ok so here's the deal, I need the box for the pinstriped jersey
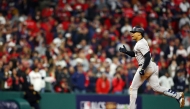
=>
[133,38,150,65]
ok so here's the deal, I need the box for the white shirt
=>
[187,46,190,55]
[55,60,67,68]
[159,76,174,89]
[121,25,132,33]
[179,17,190,28]
[39,69,46,88]
[0,16,6,24]
[109,63,117,77]
[53,37,65,47]
[4,71,12,89]
[168,46,174,58]
[29,71,42,92]
[176,49,188,57]
[133,38,150,65]
[180,2,190,12]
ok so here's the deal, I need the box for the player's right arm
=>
[119,45,135,57]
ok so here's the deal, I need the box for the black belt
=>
[139,64,142,66]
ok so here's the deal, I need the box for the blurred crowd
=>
[0,0,190,95]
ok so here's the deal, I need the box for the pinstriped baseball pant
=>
[128,62,179,109]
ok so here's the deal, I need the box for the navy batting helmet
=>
[130,26,145,36]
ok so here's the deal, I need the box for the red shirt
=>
[112,78,125,93]
[49,18,56,27]
[96,78,110,94]
[25,19,37,30]
[174,0,183,6]
[132,15,147,29]
[61,21,70,31]
[123,8,134,19]
[45,32,53,45]
[41,22,52,32]
[41,8,54,18]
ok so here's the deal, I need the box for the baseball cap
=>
[130,26,145,35]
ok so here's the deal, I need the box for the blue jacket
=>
[72,72,85,90]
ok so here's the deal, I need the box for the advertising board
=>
[76,95,142,109]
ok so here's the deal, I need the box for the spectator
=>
[2,66,12,91]
[63,67,73,88]
[182,28,190,49]
[168,60,177,78]
[127,63,136,83]
[54,78,71,93]
[11,68,22,91]
[72,63,86,93]
[132,11,148,29]
[96,73,110,94]
[38,65,47,93]
[88,58,98,75]
[55,65,65,84]
[160,38,168,54]
[107,0,122,11]
[159,60,168,77]
[117,65,129,93]
[21,68,31,91]
[159,72,174,89]
[179,0,190,12]
[55,54,67,69]
[24,84,41,109]
[176,45,188,65]
[176,45,188,57]
[109,57,120,77]
[77,50,89,72]
[104,62,113,86]
[173,69,189,92]
[45,67,56,93]
[0,12,6,25]
[85,70,97,93]
[0,61,4,90]
[187,46,190,55]
[29,66,42,92]
[164,39,177,60]
[96,0,108,11]
[53,33,65,47]
[35,43,47,56]
[179,13,190,29]
[112,73,125,94]
[122,1,134,20]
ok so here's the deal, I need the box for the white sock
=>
[129,88,137,109]
[163,89,180,99]
[152,85,180,99]
[129,94,137,109]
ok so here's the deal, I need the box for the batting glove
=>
[119,45,127,54]
[139,69,145,75]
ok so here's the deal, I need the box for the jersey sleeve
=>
[137,43,150,56]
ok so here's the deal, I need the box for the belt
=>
[139,64,142,66]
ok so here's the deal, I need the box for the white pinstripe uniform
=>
[128,38,183,109]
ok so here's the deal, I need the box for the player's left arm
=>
[142,51,151,70]
[138,44,151,75]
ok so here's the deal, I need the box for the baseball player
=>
[119,26,185,109]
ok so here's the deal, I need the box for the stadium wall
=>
[0,92,189,109]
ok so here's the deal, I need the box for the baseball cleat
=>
[176,92,185,108]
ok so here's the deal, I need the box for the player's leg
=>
[129,68,147,109]
[148,63,185,108]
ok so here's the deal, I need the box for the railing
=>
[0,92,189,109]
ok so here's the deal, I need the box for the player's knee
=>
[151,85,160,92]
[129,87,137,95]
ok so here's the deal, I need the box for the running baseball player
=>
[119,26,185,109]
